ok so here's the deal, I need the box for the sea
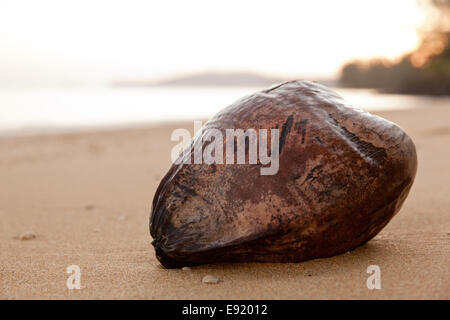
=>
[1,86,449,135]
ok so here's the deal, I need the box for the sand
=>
[0,105,449,300]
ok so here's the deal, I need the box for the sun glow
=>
[0,0,424,85]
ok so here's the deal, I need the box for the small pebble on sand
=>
[19,232,36,240]
[182,266,192,271]
[202,275,220,284]
[118,216,126,221]
[85,205,95,211]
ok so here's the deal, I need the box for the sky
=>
[0,0,426,86]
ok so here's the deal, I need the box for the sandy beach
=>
[0,105,449,300]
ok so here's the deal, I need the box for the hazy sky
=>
[0,0,425,86]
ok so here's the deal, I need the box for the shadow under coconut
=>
[184,241,386,278]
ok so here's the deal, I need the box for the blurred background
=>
[1,0,449,134]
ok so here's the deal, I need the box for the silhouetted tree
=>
[340,0,450,95]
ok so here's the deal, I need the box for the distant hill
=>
[155,72,287,87]
[113,72,285,87]
[112,71,338,88]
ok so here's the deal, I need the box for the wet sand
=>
[0,105,449,299]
